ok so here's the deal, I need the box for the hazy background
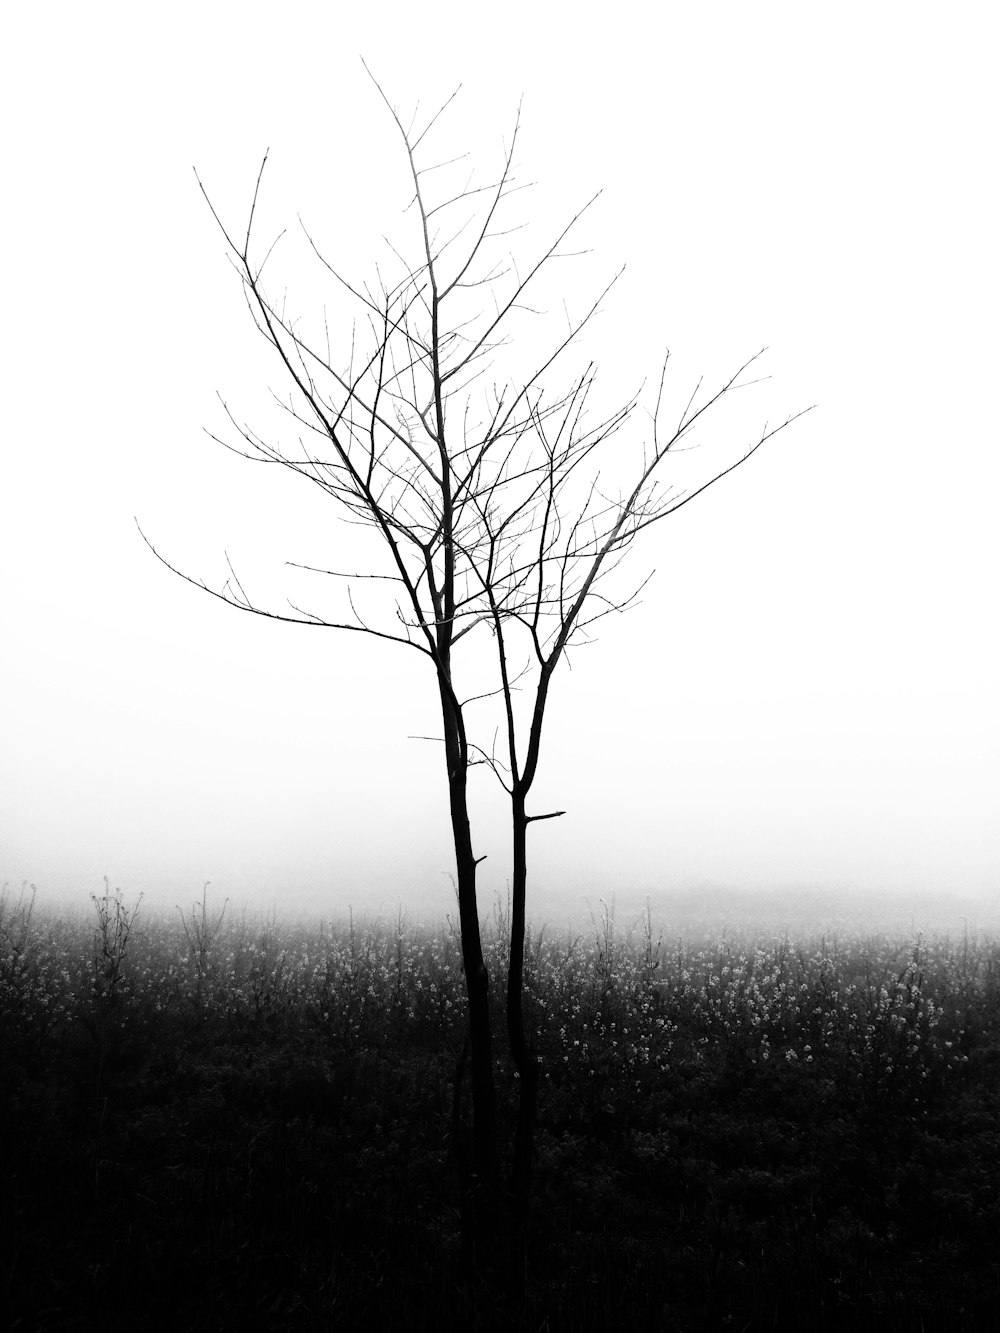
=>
[2,3,997,936]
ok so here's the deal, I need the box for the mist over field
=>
[25,877,999,950]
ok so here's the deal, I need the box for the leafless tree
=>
[140,68,806,1263]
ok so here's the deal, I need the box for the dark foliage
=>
[2,890,999,1330]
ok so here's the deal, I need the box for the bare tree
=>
[140,70,806,1263]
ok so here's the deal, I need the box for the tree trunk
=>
[441,687,499,1263]
[507,794,540,1226]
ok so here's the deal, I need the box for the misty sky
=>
[2,4,997,932]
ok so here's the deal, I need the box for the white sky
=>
[2,3,998,933]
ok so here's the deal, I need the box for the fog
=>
[2,3,997,938]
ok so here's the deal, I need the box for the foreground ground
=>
[2,886,999,1330]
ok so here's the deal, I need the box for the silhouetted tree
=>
[140,67,806,1266]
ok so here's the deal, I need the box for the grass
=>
[2,881,999,1330]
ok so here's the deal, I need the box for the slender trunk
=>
[452,775,498,1187]
[507,792,540,1225]
[440,683,498,1262]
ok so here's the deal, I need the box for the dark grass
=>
[2,886,999,1330]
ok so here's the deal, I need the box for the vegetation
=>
[2,881,999,1330]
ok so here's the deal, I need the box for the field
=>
[2,883,999,1330]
